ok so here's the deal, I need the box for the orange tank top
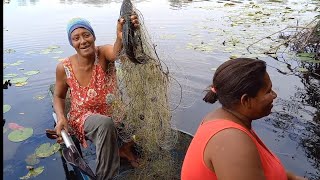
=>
[181,120,287,180]
[62,50,117,148]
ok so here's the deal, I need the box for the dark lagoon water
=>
[3,0,320,179]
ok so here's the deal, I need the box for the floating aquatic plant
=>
[4,73,18,78]
[33,94,46,100]
[19,166,44,179]
[8,128,33,142]
[4,49,15,54]
[23,70,40,76]
[3,104,11,113]
[25,154,40,166]
[10,60,24,66]
[35,143,60,158]
[11,77,29,84]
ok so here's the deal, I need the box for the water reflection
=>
[168,0,193,9]
[267,55,320,179]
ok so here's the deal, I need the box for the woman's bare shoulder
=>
[205,128,265,180]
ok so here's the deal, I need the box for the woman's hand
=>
[116,14,140,40]
[45,116,69,144]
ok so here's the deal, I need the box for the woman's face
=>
[71,28,95,57]
[250,72,277,119]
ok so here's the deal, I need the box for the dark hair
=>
[203,58,267,109]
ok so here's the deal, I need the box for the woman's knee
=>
[97,115,115,130]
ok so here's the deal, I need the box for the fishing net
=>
[106,1,194,179]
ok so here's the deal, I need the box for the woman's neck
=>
[222,107,252,130]
[76,53,96,68]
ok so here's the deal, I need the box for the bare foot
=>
[119,141,139,167]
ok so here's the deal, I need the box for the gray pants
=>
[84,114,120,180]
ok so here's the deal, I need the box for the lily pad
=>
[298,56,316,62]
[3,104,11,113]
[15,82,28,87]
[224,3,236,7]
[297,52,315,58]
[4,73,18,78]
[51,143,61,153]
[20,166,44,179]
[3,127,8,133]
[11,77,29,84]
[10,60,24,66]
[24,71,40,76]
[48,45,60,49]
[52,50,64,54]
[25,154,40,166]
[3,63,10,68]
[35,143,61,158]
[297,67,308,73]
[8,128,33,142]
[33,94,46,100]
[39,49,51,54]
[4,49,16,54]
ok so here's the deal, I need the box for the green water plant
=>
[19,166,44,179]
[35,143,60,158]
[8,128,33,142]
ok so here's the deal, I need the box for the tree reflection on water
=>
[267,55,320,179]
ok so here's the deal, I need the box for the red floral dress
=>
[62,52,116,148]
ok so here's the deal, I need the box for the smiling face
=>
[249,72,277,119]
[70,28,95,57]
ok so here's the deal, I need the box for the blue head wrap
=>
[66,17,96,46]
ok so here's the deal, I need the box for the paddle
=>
[52,113,96,180]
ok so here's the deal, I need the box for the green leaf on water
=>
[11,77,29,84]
[224,3,236,7]
[35,143,61,158]
[23,70,40,76]
[48,45,60,49]
[4,49,16,54]
[4,63,10,68]
[3,127,8,133]
[10,61,24,66]
[52,50,63,54]
[33,94,46,100]
[15,82,28,87]
[51,143,61,153]
[3,104,11,113]
[4,73,18,78]
[20,166,44,179]
[297,67,308,73]
[298,56,316,62]
[230,55,239,59]
[297,52,315,58]
[8,128,33,142]
[25,154,40,166]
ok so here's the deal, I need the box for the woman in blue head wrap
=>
[49,15,140,180]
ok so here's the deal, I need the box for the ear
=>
[240,94,252,109]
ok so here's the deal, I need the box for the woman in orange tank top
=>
[181,58,307,180]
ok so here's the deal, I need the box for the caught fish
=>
[120,0,147,64]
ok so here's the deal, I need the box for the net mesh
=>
[109,1,186,179]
